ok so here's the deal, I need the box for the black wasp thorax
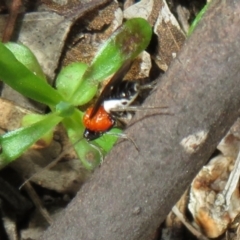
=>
[103,80,140,114]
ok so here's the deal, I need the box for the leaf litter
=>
[3,1,238,240]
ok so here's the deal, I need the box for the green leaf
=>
[62,109,101,170]
[69,79,98,106]
[0,42,64,107]
[86,18,152,82]
[21,113,55,147]
[95,128,121,152]
[56,62,88,100]
[4,42,46,80]
[55,101,75,118]
[0,113,62,167]
[188,3,210,36]
[70,18,152,105]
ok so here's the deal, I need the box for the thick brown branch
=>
[40,1,240,239]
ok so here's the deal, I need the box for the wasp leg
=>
[105,131,139,152]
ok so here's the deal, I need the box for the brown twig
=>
[2,0,22,42]
[24,182,53,225]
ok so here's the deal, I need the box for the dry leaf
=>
[189,119,240,238]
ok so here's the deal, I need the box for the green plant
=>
[0,18,152,170]
[188,2,210,36]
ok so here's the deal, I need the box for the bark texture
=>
[40,1,240,239]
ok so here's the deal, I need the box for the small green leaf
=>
[0,42,64,107]
[4,42,46,80]
[62,109,101,170]
[188,3,210,36]
[21,113,55,147]
[55,101,75,117]
[56,62,88,100]
[95,128,121,152]
[70,18,152,105]
[86,18,152,83]
[68,79,98,106]
[0,113,62,167]
[21,113,51,126]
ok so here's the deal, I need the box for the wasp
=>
[83,60,154,141]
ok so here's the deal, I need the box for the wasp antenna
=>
[139,82,156,90]
[19,137,85,190]
[105,132,139,152]
[110,106,168,112]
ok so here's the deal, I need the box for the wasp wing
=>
[89,60,132,118]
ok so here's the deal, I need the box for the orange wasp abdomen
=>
[83,106,115,132]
